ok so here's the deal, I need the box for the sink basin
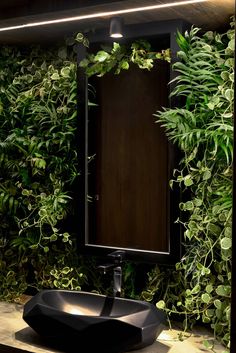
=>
[23,289,165,353]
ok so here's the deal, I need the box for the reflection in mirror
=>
[77,21,188,263]
[88,59,169,253]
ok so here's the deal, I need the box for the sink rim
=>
[24,289,157,319]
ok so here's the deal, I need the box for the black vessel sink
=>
[23,290,165,353]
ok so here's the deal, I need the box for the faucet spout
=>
[113,266,122,297]
[97,250,125,297]
[97,263,116,275]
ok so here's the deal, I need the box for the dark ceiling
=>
[0,0,234,44]
[0,1,122,20]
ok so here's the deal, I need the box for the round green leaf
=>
[191,284,201,294]
[228,39,235,51]
[184,175,193,186]
[212,205,221,215]
[221,71,229,81]
[121,61,129,70]
[94,51,110,62]
[220,237,232,250]
[75,33,84,43]
[224,88,234,101]
[26,74,33,83]
[206,284,213,293]
[204,31,214,40]
[216,285,231,297]
[206,309,214,317]
[202,170,211,180]
[218,213,226,222]
[185,201,194,211]
[193,198,203,207]
[214,299,222,309]
[50,269,57,277]
[51,72,60,80]
[50,234,58,242]
[53,279,60,287]
[61,278,70,287]
[83,38,89,48]
[61,67,71,77]
[201,293,211,304]
[229,72,234,82]
[208,223,221,235]
[224,227,232,238]
[225,58,234,68]
[156,300,165,309]
[184,229,192,239]
[62,267,71,275]
[207,102,215,110]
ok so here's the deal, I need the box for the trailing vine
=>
[153,21,234,351]
[78,35,171,77]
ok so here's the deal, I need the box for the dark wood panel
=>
[89,61,169,252]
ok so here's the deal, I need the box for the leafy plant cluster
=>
[0,22,234,352]
[78,34,171,77]
[0,44,87,300]
[152,21,234,351]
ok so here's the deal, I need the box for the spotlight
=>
[109,17,124,38]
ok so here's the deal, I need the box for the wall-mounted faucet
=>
[97,250,125,297]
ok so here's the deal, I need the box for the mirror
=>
[77,20,189,263]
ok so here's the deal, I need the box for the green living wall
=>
[0,19,234,352]
[154,22,234,351]
[0,43,88,298]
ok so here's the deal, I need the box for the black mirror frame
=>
[76,19,191,264]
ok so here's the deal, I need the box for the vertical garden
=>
[0,18,234,352]
[154,21,234,351]
[0,43,87,298]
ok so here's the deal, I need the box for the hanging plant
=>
[76,33,171,77]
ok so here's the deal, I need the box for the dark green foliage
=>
[0,22,234,353]
[0,44,87,299]
[153,21,234,350]
[78,35,171,77]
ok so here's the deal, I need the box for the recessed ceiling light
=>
[0,0,207,32]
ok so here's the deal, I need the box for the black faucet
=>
[97,250,125,297]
